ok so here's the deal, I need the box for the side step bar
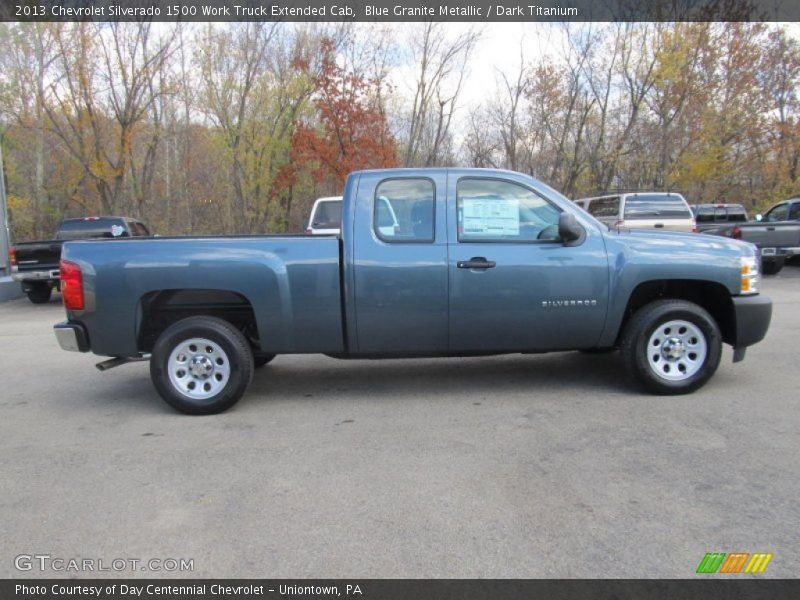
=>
[96,355,151,372]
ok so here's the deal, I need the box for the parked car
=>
[577,192,696,232]
[306,195,399,236]
[691,203,748,233]
[704,198,800,274]
[53,168,770,414]
[305,196,343,235]
[10,217,150,304]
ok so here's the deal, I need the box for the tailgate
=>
[15,240,62,271]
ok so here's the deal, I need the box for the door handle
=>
[654,223,664,228]
[767,226,776,231]
[457,257,496,269]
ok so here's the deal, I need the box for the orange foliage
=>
[289,39,397,188]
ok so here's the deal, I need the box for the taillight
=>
[731,226,742,240]
[692,225,698,233]
[60,259,84,310]
[9,245,17,271]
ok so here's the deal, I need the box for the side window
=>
[788,203,800,221]
[764,203,788,222]
[374,179,434,243]
[587,197,620,218]
[457,178,561,242]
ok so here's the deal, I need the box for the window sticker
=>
[111,225,124,237]
[461,198,520,237]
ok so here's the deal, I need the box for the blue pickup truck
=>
[54,168,772,414]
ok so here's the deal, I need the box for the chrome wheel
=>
[167,337,231,400]
[646,319,707,381]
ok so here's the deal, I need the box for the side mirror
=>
[755,214,762,222]
[559,212,586,247]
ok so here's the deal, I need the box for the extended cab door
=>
[447,173,609,352]
[350,171,449,354]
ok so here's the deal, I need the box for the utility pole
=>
[0,135,22,301]
[0,138,10,278]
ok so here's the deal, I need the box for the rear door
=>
[351,171,449,354]
[447,174,609,352]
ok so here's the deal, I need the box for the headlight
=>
[740,256,759,294]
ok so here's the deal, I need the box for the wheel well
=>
[137,289,260,353]
[616,280,735,346]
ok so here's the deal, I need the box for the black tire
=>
[26,284,52,304]
[253,354,276,368]
[761,258,784,275]
[620,300,722,395]
[150,316,254,415]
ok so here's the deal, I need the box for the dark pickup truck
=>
[11,217,150,303]
[704,198,800,274]
[53,168,772,415]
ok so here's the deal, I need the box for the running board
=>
[96,355,151,372]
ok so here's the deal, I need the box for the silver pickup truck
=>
[706,198,800,274]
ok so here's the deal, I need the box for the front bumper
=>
[54,321,90,353]
[12,269,60,282]
[732,294,772,349]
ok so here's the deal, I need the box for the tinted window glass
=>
[695,206,715,222]
[457,179,561,242]
[623,194,691,219]
[587,197,620,218]
[57,218,129,240]
[375,179,434,242]
[788,203,800,221]
[764,203,788,222]
[312,200,342,229]
[726,206,748,222]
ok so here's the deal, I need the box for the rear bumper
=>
[12,269,59,282]
[760,246,800,258]
[54,321,90,353]
[732,294,772,349]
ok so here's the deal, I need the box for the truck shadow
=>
[247,351,634,403]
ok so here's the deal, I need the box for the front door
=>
[448,175,609,352]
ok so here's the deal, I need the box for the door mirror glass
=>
[755,214,762,221]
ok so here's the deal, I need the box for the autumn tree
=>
[290,38,398,190]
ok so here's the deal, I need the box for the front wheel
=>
[150,316,254,415]
[620,300,722,395]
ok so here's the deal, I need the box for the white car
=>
[306,196,399,236]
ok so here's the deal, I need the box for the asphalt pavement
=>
[1,268,798,578]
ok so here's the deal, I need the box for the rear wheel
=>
[150,316,253,415]
[620,300,721,395]
[26,284,52,304]
[761,258,784,275]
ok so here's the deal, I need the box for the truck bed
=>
[61,235,345,357]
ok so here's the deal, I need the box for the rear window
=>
[624,194,691,219]
[311,200,342,229]
[57,218,129,240]
[694,205,747,223]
